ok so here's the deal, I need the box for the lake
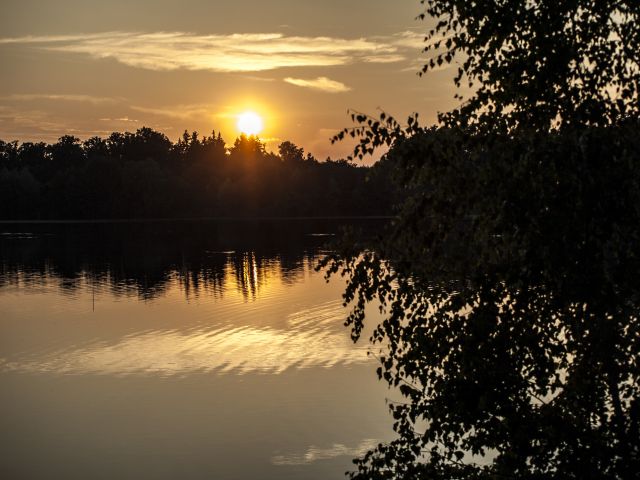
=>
[0,220,394,480]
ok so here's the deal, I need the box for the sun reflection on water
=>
[1,299,372,376]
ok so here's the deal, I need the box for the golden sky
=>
[0,0,460,160]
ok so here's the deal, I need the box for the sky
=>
[0,0,461,160]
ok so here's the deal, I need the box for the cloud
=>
[0,31,405,73]
[99,117,140,123]
[0,93,117,104]
[0,31,444,74]
[0,105,114,141]
[284,76,351,93]
[130,103,215,120]
[362,54,407,64]
[271,439,379,465]
[387,30,427,49]
[387,30,453,50]
[0,32,116,45]
[401,60,452,74]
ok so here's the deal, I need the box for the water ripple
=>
[1,303,371,377]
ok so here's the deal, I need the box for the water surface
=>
[0,220,392,480]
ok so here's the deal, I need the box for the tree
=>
[83,136,109,160]
[324,1,640,478]
[48,135,84,170]
[279,140,305,163]
[419,0,639,131]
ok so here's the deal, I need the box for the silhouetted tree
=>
[48,135,84,170]
[418,0,639,131]
[279,140,305,163]
[324,1,640,478]
[0,167,40,219]
[0,141,19,168]
[83,136,109,160]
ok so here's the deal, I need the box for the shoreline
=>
[0,215,395,225]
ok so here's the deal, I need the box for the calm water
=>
[0,220,393,480]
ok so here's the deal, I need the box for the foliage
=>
[323,0,640,478]
[0,130,398,220]
[416,0,639,131]
[323,124,640,478]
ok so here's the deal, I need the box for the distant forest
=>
[0,128,400,219]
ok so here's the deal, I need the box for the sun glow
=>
[237,111,264,135]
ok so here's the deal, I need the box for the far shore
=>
[0,215,395,225]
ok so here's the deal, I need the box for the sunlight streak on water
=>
[0,301,371,376]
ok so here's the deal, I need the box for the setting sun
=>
[237,111,264,135]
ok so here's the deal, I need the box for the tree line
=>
[0,128,400,219]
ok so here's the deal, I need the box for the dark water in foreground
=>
[0,220,392,480]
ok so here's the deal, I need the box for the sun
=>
[237,111,264,136]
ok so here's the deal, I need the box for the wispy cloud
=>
[0,31,406,73]
[387,30,427,49]
[0,30,441,74]
[386,30,452,50]
[130,103,216,120]
[272,439,379,465]
[99,116,140,123]
[362,54,407,64]
[0,105,114,141]
[0,93,117,104]
[284,76,351,93]
[401,60,452,74]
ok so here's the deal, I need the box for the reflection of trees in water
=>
[176,261,226,301]
[0,249,315,301]
[0,223,330,300]
[231,252,266,300]
[225,252,312,301]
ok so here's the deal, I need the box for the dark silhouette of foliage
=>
[418,0,639,131]
[0,129,397,220]
[279,140,305,163]
[323,1,640,478]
